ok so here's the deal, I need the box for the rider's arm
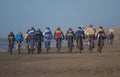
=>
[54,31,56,39]
[21,34,24,41]
[82,30,85,39]
[61,31,65,40]
[66,31,68,40]
[41,32,44,41]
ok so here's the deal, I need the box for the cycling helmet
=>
[46,27,49,30]
[57,27,60,30]
[68,27,72,31]
[37,28,40,32]
[89,24,93,27]
[78,27,82,29]
[31,27,35,30]
[99,26,103,29]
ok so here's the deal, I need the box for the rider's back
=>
[15,33,23,42]
[36,31,43,41]
[85,28,95,35]
[44,29,52,40]
[8,32,15,41]
[55,30,62,36]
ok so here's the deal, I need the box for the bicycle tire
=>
[68,37,73,53]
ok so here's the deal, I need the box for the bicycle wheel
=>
[97,36,103,53]
[57,37,61,52]
[9,40,14,54]
[9,42,13,54]
[90,40,94,53]
[68,38,73,53]
[37,42,41,54]
[17,42,21,54]
[45,40,50,54]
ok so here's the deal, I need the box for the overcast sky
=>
[0,0,120,38]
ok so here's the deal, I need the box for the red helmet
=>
[68,27,72,31]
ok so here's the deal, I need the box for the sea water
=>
[0,39,66,52]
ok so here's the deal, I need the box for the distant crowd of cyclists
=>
[8,24,115,54]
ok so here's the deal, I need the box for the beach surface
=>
[0,28,120,77]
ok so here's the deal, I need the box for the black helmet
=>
[99,26,103,29]
[10,32,13,34]
[57,27,60,30]
[78,27,82,29]
[46,27,49,29]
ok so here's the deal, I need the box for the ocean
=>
[0,39,66,52]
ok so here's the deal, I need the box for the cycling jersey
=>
[55,30,62,36]
[67,30,74,37]
[36,31,43,41]
[15,33,23,43]
[44,29,52,40]
[85,28,95,35]
[75,29,84,36]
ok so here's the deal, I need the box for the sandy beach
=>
[0,28,120,77]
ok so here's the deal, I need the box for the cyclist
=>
[95,26,105,51]
[66,27,75,51]
[8,32,15,53]
[108,32,114,45]
[15,32,24,49]
[75,27,85,50]
[27,27,36,54]
[24,29,30,48]
[36,28,44,54]
[44,27,53,49]
[54,27,64,50]
[85,24,96,49]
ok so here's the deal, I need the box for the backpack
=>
[67,31,74,37]
[55,30,62,36]
[75,29,83,36]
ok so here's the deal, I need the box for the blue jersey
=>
[28,31,36,40]
[75,29,84,36]
[44,30,52,40]
[15,34,23,42]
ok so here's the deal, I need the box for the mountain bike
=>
[68,36,73,53]
[28,40,35,54]
[45,39,50,54]
[36,41,42,54]
[17,40,21,54]
[97,34,104,53]
[9,40,14,54]
[89,35,95,53]
[77,36,83,53]
[56,37,61,52]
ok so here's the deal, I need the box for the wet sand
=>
[0,39,120,77]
